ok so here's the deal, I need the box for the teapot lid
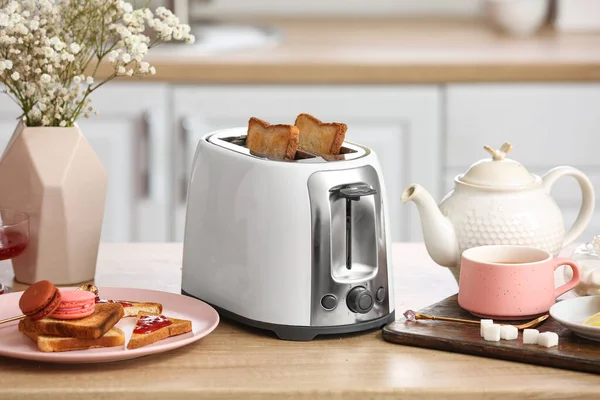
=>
[457,142,539,188]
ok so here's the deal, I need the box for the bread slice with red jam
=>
[126,312,192,350]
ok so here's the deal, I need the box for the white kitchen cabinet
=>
[0,83,170,242]
[172,85,442,243]
[444,83,600,242]
[0,102,21,152]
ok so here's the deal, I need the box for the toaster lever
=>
[338,184,377,201]
[334,184,377,270]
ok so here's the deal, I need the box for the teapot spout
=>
[401,184,460,269]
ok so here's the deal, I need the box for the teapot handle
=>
[542,166,595,247]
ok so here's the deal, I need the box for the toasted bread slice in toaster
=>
[295,113,347,155]
[246,117,300,160]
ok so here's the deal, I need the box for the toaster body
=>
[181,128,395,341]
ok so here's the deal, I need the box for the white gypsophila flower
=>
[69,43,81,54]
[19,24,29,35]
[107,50,118,63]
[52,38,65,51]
[136,42,148,55]
[29,108,41,119]
[86,76,93,85]
[73,76,81,84]
[10,72,19,80]
[43,46,54,58]
[139,61,150,73]
[173,28,183,41]
[129,35,140,46]
[40,74,51,83]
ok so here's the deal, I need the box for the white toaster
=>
[181,127,395,341]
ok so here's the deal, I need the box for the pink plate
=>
[0,287,219,363]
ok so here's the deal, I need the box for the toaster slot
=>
[220,135,317,160]
[215,135,359,162]
[221,136,247,147]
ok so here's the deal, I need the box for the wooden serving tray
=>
[382,294,600,374]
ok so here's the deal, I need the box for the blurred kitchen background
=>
[2,0,599,244]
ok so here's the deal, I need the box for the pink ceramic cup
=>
[458,245,581,320]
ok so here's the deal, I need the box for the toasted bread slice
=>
[295,113,347,155]
[127,312,192,350]
[18,302,124,340]
[96,297,162,318]
[246,117,299,160]
[122,302,162,318]
[22,326,125,353]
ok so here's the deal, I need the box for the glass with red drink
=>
[0,209,29,294]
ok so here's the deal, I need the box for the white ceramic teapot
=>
[402,142,595,282]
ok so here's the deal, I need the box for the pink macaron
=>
[50,289,96,320]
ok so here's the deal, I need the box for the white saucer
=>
[549,295,600,342]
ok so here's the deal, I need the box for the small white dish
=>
[549,296,600,342]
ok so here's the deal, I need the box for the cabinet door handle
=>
[179,117,191,205]
[137,111,152,200]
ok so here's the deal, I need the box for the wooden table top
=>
[1,242,599,399]
[97,18,600,84]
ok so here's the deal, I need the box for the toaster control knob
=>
[321,294,338,311]
[346,286,374,314]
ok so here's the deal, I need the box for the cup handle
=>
[553,257,581,298]
[542,166,595,247]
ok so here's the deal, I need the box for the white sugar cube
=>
[537,331,559,348]
[480,319,493,337]
[500,325,518,340]
[523,329,540,344]
[483,323,501,341]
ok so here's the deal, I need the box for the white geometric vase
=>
[0,120,108,285]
